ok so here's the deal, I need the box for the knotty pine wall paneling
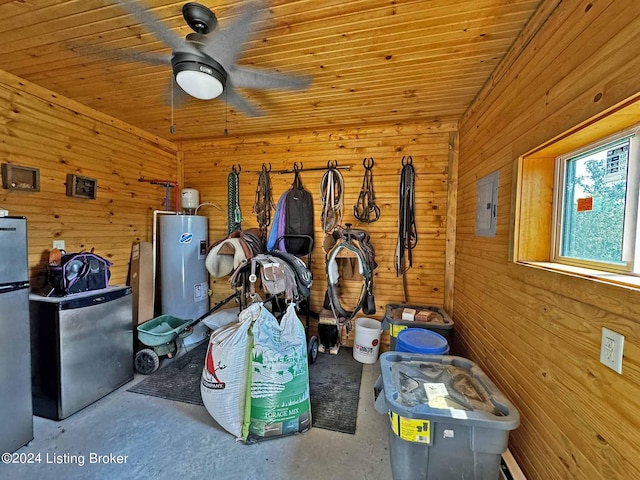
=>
[457,1,640,478]
[0,69,178,288]
[181,121,455,349]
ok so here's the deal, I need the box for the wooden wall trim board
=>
[0,67,178,287]
[457,1,640,479]
[444,130,459,316]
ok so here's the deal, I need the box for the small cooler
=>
[382,303,454,351]
[374,352,519,480]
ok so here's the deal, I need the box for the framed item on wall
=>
[1,163,40,191]
[66,174,97,199]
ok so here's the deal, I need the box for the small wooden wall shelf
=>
[1,163,40,191]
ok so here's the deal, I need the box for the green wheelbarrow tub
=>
[137,314,194,347]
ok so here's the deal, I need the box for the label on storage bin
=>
[389,412,431,444]
[390,324,408,338]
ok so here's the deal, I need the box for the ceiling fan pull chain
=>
[170,74,175,135]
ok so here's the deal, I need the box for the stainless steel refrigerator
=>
[0,216,33,453]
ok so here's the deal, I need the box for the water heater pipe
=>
[139,177,180,212]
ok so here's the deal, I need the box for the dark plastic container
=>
[382,303,454,351]
[374,352,520,480]
[396,329,449,355]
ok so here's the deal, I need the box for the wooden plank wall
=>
[180,121,455,349]
[457,1,640,479]
[0,69,177,288]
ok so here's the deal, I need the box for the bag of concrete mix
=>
[243,303,311,443]
[201,304,259,438]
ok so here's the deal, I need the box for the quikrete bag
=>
[46,251,112,295]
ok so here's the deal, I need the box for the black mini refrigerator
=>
[29,286,133,420]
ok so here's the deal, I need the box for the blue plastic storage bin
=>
[374,352,520,480]
[396,328,449,355]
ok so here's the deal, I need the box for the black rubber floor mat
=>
[308,347,363,435]
[127,343,363,435]
[127,342,208,405]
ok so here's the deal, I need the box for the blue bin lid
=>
[396,328,449,354]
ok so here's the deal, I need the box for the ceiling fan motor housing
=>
[171,51,227,100]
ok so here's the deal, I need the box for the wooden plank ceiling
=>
[0,0,543,141]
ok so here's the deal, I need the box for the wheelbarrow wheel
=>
[135,349,160,375]
[308,336,319,364]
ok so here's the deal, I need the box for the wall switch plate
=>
[600,327,624,374]
[53,240,65,251]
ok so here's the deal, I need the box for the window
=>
[514,97,640,288]
[554,128,640,273]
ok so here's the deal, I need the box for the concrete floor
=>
[1,358,392,480]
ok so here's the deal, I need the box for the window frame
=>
[551,125,640,274]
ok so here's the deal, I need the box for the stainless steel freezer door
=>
[0,287,33,453]
[58,292,133,419]
[0,217,28,285]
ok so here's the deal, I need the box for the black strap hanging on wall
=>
[227,165,242,234]
[395,156,417,302]
[354,157,380,224]
[253,163,274,238]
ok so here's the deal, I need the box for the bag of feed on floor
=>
[243,303,311,443]
[201,303,259,439]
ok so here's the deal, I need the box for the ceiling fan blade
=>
[224,88,264,117]
[230,66,311,91]
[201,0,268,68]
[112,0,197,55]
[67,41,171,66]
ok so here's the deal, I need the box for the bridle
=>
[253,163,274,238]
[354,157,380,224]
[395,155,417,301]
[320,160,344,233]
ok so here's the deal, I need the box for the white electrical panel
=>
[475,171,499,237]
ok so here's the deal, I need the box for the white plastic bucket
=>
[353,317,382,364]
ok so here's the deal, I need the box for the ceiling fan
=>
[73,0,311,117]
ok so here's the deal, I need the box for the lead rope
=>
[320,161,344,233]
[227,165,242,235]
[395,156,417,302]
[253,163,274,239]
[354,157,380,223]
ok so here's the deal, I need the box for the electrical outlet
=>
[600,327,624,374]
[53,240,65,251]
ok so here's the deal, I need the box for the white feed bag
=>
[201,304,258,438]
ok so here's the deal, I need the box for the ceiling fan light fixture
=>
[172,54,227,100]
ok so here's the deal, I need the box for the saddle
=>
[229,253,309,303]
[206,228,264,278]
